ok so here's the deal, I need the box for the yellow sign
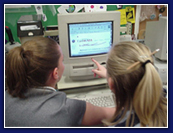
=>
[118,9,127,25]
[125,6,135,23]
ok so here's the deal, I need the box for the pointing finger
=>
[91,58,100,68]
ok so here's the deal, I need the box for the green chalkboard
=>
[5,5,134,43]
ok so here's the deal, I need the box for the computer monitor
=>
[57,11,120,89]
[145,16,167,61]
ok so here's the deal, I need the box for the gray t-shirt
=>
[5,87,86,127]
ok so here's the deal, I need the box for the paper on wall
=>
[57,5,84,14]
[125,6,135,23]
[34,5,47,21]
[118,9,127,25]
[84,5,107,12]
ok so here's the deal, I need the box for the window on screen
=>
[68,21,113,57]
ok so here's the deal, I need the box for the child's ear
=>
[53,67,59,79]
[108,77,115,93]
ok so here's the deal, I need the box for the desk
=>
[59,84,112,99]
[57,76,112,100]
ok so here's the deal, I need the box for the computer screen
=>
[57,11,120,89]
[68,21,113,57]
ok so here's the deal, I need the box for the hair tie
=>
[126,49,159,70]
[142,60,151,67]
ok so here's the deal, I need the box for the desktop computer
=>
[57,11,120,90]
[145,17,167,86]
[145,17,167,61]
[57,11,121,107]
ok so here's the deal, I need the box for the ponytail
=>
[103,41,167,127]
[6,46,29,98]
[5,37,60,98]
[133,62,167,126]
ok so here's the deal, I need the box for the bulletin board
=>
[138,5,167,39]
[5,5,134,43]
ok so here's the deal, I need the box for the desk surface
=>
[57,76,107,90]
[59,84,111,99]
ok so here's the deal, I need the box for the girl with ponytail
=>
[5,37,115,127]
[6,38,61,98]
[92,41,167,127]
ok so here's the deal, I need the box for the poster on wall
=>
[125,6,135,23]
[118,9,127,25]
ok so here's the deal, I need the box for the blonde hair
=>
[103,41,167,127]
[5,37,61,98]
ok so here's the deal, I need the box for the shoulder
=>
[5,88,86,126]
[113,110,140,127]
[29,88,86,108]
[6,88,86,110]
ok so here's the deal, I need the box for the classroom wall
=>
[5,5,134,44]
[138,5,167,39]
[5,5,61,43]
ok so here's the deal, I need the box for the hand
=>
[91,58,107,78]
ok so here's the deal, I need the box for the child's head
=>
[105,41,166,126]
[6,37,63,98]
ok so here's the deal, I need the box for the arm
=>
[81,102,115,126]
[91,58,107,78]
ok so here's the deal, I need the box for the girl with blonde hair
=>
[92,41,167,127]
